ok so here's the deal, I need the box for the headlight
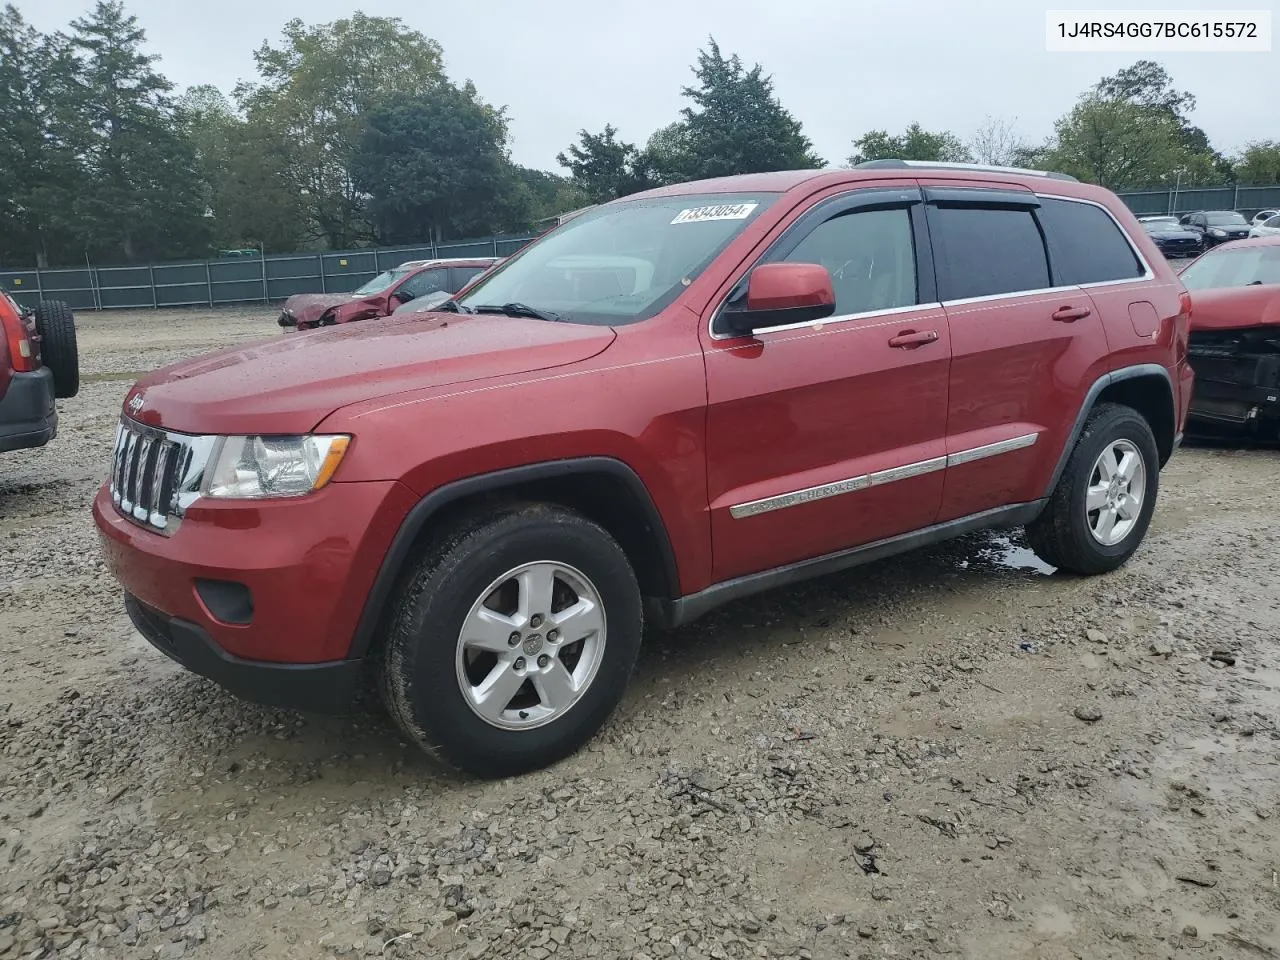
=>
[1209,228,1226,237]
[202,435,350,499]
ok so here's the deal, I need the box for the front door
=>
[700,185,953,583]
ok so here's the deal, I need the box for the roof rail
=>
[853,159,1079,183]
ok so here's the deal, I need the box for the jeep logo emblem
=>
[127,393,144,414]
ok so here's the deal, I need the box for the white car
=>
[1250,209,1278,226]
[1249,214,1280,238]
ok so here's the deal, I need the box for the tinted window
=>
[929,206,1050,300]
[781,207,917,315]
[1205,211,1248,226]
[1037,198,1144,284]
[399,268,449,299]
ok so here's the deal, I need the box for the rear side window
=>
[1037,198,1145,285]
[928,206,1050,300]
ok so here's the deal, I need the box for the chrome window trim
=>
[712,300,944,341]
[707,191,1157,342]
[728,433,1039,519]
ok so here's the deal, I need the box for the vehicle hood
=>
[1188,285,1280,332]
[1205,223,1251,234]
[280,293,363,324]
[124,313,618,435]
[1149,228,1201,241]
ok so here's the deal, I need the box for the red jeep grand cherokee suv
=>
[94,162,1194,778]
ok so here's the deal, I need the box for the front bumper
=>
[94,478,418,681]
[125,593,364,712]
[1187,349,1280,431]
[0,367,57,453]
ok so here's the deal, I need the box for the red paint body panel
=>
[1187,285,1280,331]
[122,314,616,436]
[93,166,1190,675]
[94,479,418,662]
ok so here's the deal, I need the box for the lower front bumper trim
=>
[124,593,364,713]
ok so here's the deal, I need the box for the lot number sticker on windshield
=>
[671,203,758,224]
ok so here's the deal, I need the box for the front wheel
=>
[377,504,643,778]
[1026,403,1160,575]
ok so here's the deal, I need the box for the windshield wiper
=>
[434,298,473,314]
[472,302,566,322]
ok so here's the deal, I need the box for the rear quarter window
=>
[1036,198,1146,285]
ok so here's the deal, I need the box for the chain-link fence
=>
[0,233,538,311]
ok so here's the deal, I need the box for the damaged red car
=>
[1181,235,1280,438]
[278,257,499,332]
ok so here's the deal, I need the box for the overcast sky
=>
[26,0,1280,173]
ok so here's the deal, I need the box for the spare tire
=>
[33,300,79,399]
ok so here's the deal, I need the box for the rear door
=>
[701,184,953,582]
[924,186,1110,521]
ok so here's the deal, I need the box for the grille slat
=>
[110,420,201,535]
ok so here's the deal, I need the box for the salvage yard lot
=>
[1,307,1278,960]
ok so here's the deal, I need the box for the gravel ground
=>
[2,306,1278,960]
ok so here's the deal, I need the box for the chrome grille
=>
[110,419,211,535]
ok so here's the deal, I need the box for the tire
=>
[377,503,643,778]
[1026,402,1160,576]
[32,300,79,399]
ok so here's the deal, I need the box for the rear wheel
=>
[377,504,643,778]
[32,300,79,399]
[1026,403,1159,575]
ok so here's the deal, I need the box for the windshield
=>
[353,267,412,296]
[455,192,778,325]
[1180,245,1280,290]
[1205,212,1248,226]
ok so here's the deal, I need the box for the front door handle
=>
[888,329,939,348]
[1051,305,1092,322]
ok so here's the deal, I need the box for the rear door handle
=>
[1051,305,1092,322]
[888,329,939,348]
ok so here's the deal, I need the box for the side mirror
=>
[719,262,837,336]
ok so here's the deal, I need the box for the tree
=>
[178,86,308,251]
[966,116,1029,167]
[666,38,822,181]
[1094,59,1231,184]
[67,0,208,262]
[638,121,692,185]
[556,124,651,203]
[1235,141,1280,185]
[1036,94,1184,189]
[351,83,521,244]
[847,122,972,165]
[511,167,590,223]
[0,5,82,266]
[236,13,447,249]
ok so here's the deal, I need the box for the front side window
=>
[1265,216,1280,228]
[781,207,917,315]
[1037,198,1144,285]
[456,192,777,326]
[354,268,412,296]
[929,206,1050,300]
[1180,246,1280,290]
[398,268,449,299]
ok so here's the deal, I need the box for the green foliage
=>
[847,123,973,165]
[666,38,823,181]
[235,13,448,249]
[1037,94,1185,189]
[351,83,524,244]
[1235,141,1280,185]
[555,125,652,203]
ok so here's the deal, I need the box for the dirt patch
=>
[1,306,1278,960]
